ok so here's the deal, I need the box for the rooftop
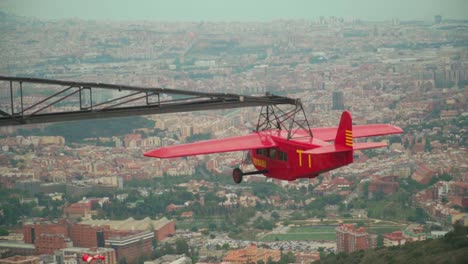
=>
[0,241,35,249]
[80,217,172,231]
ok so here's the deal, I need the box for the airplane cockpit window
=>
[278,151,288,161]
[256,148,267,156]
[268,148,277,159]
[257,148,285,160]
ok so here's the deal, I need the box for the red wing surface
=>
[353,142,388,150]
[312,124,403,141]
[144,133,276,158]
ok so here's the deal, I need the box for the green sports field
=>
[260,225,402,242]
[261,226,337,241]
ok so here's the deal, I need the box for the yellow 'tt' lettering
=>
[296,149,304,167]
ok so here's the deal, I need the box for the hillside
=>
[315,225,468,264]
[12,116,155,143]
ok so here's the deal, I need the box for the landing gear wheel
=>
[233,168,244,184]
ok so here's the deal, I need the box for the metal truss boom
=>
[0,76,297,126]
[255,101,313,140]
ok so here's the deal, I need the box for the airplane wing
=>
[353,142,388,150]
[144,133,276,158]
[311,124,403,142]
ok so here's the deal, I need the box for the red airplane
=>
[82,254,105,263]
[144,110,402,183]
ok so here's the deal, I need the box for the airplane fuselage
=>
[249,132,353,181]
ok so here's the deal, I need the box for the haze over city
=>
[1,0,468,21]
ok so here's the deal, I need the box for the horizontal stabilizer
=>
[303,142,387,155]
[144,133,276,158]
[353,142,388,150]
[304,145,352,155]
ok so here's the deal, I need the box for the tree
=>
[377,234,384,247]
[324,194,343,205]
[222,243,230,250]
[175,239,190,255]
[404,138,410,149]
[271,211,280,221]
[152,238,158,250]
[118,257,127,264]
[0,228,9,236]
[435,78,455,88]
[279,252,296,264]
[162,243,175,255]
[439,173,453,181]
[267,256,274,264]
[137,255,148,264]
[253,216,274,230]
[452,221,468,236]
[424,138,432,152]
[190,248,199,264]
[362,182,369,199]
[414,207,427,223]
[208,222,217,231]
[309,56,327,64]
[373,190,385,201]
[441,197,448,204]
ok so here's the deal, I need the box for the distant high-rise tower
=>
[332,91,345,110]
[434,15,442,24]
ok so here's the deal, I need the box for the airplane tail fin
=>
[303,111,354,174]
[334,111,391,151]
[304,111,397,174]
[335,111,353,148]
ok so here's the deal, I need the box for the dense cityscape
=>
[0,8,467,264]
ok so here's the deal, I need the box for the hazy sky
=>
[0,0,467,21]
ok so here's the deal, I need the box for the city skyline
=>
[1,0,467,22]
